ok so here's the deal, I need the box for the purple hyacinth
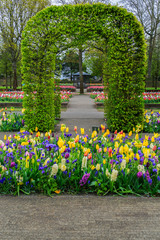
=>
[10,162,15,168]
[137,171,143,178]
[79,173,90,186]
[65,152,69,159]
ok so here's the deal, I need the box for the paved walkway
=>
[0,93,159,240]
[56,94,105,134]
[1,195,160,240]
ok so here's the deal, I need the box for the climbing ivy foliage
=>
[21,3,146,132]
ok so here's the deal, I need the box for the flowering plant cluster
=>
[0,91,72,104]
[1,125,160,196]
[87,86,104,92]
[0,111,24,131]
[0,91,24,102]
[91,92,160,105]
[144,110,160,132]
[143,92,160,103]
[90,92,107,103]
[90,91,104,99]
[61,91,72,102]
[60,86,76,92]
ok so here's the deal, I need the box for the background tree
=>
[0,48,12,90]
[61,50,79,81]
[84,48,104,80]
[0,0,51,90]
[151,28,160,89]
[53,0,110,93]
[55,0,110,5]
[119,0,160,87]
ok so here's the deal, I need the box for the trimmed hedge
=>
[21,3,146,132]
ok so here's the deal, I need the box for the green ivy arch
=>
[21,3,146,132]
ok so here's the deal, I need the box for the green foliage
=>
[84,48,104,78]
[21,3,146,132]
[54,78,61,119]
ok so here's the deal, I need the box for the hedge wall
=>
[21,3,146,132]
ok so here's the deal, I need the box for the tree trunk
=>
[79,48,84,94]
[148,36,154,87]
[5,62,8,90]
[10,71,12,89]
[155,35,160,90]
[71,62,73,82]
[12,61,17,90]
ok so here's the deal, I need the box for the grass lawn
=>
[146,87,160,90]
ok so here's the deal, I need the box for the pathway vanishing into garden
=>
[56,93,105,134]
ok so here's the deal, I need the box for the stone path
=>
[56,94,105,134]
[1,195,160,240]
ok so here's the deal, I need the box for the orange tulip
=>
[108,147,112,157]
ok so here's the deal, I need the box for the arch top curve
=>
[21,3,147,132]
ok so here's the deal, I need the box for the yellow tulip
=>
[128,131,132,137]
[135,134,139,140]
[57,137,65,148]
[119,146,123,154]
[136,153,140,160]
[61,164,66,172]
[154,133,159,138]
[114,141,119,149]
[96,144,99,150]
[61,124,66,132]
[96,164,100,171]
[90,165,95,170]
[103,159,106,164]
[151,136,155,142]
[91,131,97,138]
[104,147,107,152]
[59,145,66,153]
[81,128,85,135]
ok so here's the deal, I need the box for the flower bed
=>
[90,91,103,99]
[0,111,24,131]
[60,91,72,102]
[91,91,160,104]
[1,126,160,196]
[143,92,160,103]
[87,86,104,92]
[0,91,24,102]
[0,109,160,133]
[144,110,160,132]
[60,86,76,92]
[0,91,72,104]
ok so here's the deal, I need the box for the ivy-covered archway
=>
[21,3,146,132]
